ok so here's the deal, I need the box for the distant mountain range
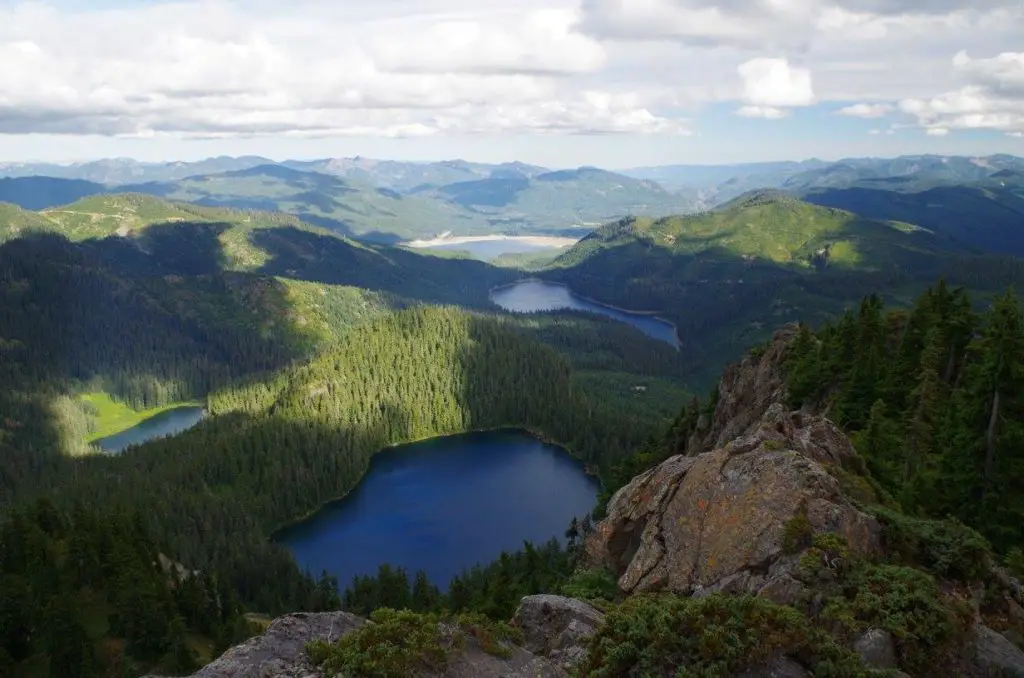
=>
[1,153,1022,245]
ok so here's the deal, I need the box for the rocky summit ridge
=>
[584,324,882,603]
[165,325,1024,677]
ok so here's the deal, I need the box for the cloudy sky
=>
[0,0,1022,167]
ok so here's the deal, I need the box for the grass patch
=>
[79,392,200,442]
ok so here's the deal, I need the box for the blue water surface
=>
[93,406,205,454]
[490,279,680,348]
[277,430,599,590]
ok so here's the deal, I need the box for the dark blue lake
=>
[490,279,680,348]
[277,430,599,591]
[93,406,206,454]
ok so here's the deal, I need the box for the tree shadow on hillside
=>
[0,223,326,496]
[250,226,514,307]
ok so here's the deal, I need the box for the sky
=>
[0,0,1022,167]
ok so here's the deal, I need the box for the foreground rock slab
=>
[513,594,605,671]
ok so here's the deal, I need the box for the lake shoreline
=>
[85,398,205,445]
[489,278,683,349]
[269,425,600,542]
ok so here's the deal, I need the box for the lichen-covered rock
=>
[585,428,880,597]
[972,624,1024,677]
[698,325,799,453]
[513,594,604,671]
[853,628,897,670]
[584,324,881,599]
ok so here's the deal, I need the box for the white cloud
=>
[898,51,1024,134]
[837,103,893,118]
[926,127,950,136]
[0,0,681,139]
[0,0,1021,149]
[735,58,813,119]
[737,106,788,119]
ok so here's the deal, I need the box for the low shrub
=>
[577,593,871,678]
[307,608,459,678]
[307,608,525,677]
[822,564,973,675]
[873,507,991,582]
[560,567,619,605]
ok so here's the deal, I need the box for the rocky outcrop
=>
[159,602,590,678]
[585,327,881,599]
[512,595,604,671]
[177,611,365,677]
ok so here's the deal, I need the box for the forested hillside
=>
[9,308,660,618]
[546,192,1024,388]
[801,184,1024,256]
[788,281,1024,553]
[0,501,290,678]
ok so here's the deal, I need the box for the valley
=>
[2,152,1024,678]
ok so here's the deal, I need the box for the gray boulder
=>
[853,628,897,670]
[185,611,363,678]
[513,594,605,671]
[736,656,810,678]
[974,624,1024,677]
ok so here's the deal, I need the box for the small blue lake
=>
[277,430,599,591]
[93,406,206,454]
[490,279,680,348]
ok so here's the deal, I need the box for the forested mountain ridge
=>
[800,183,1024,256]
[544,192,1024,388]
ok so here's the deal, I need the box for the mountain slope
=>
[545,192,1024,387]
[801,184,1024,256]
[282,157,549,192]
[123,165,488,242]
[0,176,106,210]
[416,166,695,231]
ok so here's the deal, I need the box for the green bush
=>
[578,594,871,678]
[822,564,972,675]
[560,568,619,604]
[1005,548,1024,579]
[799,533,852,581]
[306,608,526,677]
[453,612,523,659]
[783,500,814,553]
[873,507,992,581]
[307,608,460,678]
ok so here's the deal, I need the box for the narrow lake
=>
[490,279,680,348]
[277,430,599,591]
[93,406,206,454]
